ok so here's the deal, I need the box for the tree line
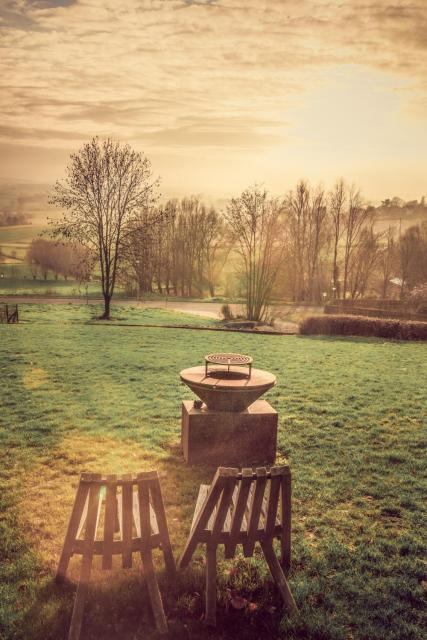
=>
[46,138,427,319]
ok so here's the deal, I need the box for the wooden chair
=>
[178,466,298,626]
[56,472,175,639]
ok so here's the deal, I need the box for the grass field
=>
[0,224,46,244]
[1,306,426,640]
[14,304,220,326]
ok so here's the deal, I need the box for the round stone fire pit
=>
[180,352,276,412]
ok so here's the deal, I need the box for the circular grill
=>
[205,352,253,378]
[205,353,253,366]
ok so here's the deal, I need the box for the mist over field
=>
[1,2,427,640]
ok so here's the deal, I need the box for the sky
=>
[0,0,426,207]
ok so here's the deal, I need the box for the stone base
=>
[181,399,277,466]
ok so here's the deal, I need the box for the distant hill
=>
[0,180,55,226]
[371,198,427,233]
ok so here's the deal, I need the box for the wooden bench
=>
[179,466,297,626]
[57,472,175,639]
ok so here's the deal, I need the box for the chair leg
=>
[260,541,298,615]
[205,544,217,626]
[281,525,291,575]
[161,541,177,581]
[140,551,168,633]
[56,547,72,583]
[68,556,92,640]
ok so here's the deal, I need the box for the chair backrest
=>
[61,471,171,570]
[180,465,291,566]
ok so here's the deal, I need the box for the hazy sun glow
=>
[1,0,426,205]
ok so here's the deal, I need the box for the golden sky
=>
[1,0,426,204]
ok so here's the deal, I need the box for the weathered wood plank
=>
[261,540,297,615]
[67,475,101,640]
[121,475,133,569]
[102,474,117,570]
[149,473,176,578]
[280,467,292,573]
[178,468,225,569]
[225,468,252,558]
[191,485,210,532]
[265,467,282,536]
[56,476,90,581]
[243,467,267,556]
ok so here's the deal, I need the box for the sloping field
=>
[0,309,426,640]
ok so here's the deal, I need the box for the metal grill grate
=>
[205,352,253,378]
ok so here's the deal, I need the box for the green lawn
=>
[0,273,107,297]
[11,304,219,326]
[0,224,46,244]
[0,308,426,640]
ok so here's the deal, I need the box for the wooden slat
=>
[116,493,123,539]
[102,474,117,570]
[261,540,297,614]
[191,485,210,531]
[56,475,90,581]
[243,467,267,556]
[223,486,238,532]
[244,483,255,525]
[211,471,237,543]
[224,468,252,559]
[121,475,133,569]
[137,473,152,551]
[133,491,141,538]
[73,534,162,555]
[178,468,225,569]
[265,468,282,536]
[148,473,176,578]
[68,474,101,640]
[137,472,168,633]
[140,550,168,633]
[280,466,292,573]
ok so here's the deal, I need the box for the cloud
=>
[0,0,426,200]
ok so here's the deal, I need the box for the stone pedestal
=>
[181,399,277,466]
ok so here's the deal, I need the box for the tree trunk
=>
[101,295,111,319]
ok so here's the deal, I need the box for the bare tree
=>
[285,180,310,301]
[342,187,372,300]
[49,137,158,318]
[225,185,285,321]
[306,186,329,301]
[378,226,397,298]
[329,179,346,299]
[398,223,427,298]
[347,225,382,299]
[200,209,231,297]
[283,180,330,302]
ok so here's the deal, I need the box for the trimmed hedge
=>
[324,304,427,322]
[299,314,427,340]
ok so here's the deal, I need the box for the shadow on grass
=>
[15,443,294,640]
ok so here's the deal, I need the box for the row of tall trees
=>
[26,238,92,281]
[124,197,229,298]
[48,138,427,319]
[276,180,427,304]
